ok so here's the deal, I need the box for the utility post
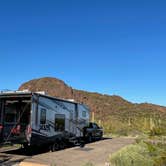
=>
[91,111,95,122]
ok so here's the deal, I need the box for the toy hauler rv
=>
[0,91,90,150]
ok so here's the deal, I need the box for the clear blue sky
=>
[0,0,165,106]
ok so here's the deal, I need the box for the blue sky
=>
[0,0,166,106]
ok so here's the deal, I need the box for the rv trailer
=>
[0,91,90,150]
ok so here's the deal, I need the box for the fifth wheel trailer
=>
[0,91,90,150]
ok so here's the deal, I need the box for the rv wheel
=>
[59,141,66,150]
[51,142,59,152]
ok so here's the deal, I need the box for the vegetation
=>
[100,114,166,136]
[109,138,166,166]
[82,162,94,166]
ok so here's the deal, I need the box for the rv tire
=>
[59,140,66,150]
[51,142,60,152]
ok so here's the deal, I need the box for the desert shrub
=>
[82,162,94,166]
[110,141,166,166]
[110,142,154,166]
[146,142,166,166]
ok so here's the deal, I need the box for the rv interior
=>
[0,97,31,141]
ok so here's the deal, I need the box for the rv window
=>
[40,109,46,124]
[82,111,86,117]
[55,114,65,131]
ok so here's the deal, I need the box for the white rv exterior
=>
[0,91,90,148]
[32,93,90,139]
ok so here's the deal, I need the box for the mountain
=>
[19,77,166,135]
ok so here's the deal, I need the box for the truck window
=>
[40,108,46,124]
[92,123,99,129]
[55,114,65,131]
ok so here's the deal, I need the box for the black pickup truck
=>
[83,122,103,142]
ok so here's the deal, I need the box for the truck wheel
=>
[99,135,103,140]
[80,140,85,148]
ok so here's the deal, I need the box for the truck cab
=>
[83,122,103,142]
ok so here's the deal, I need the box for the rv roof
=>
[0,91,88,107]
[0,90,31,94]
[37,93,82,105]
[0,91,32,99]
